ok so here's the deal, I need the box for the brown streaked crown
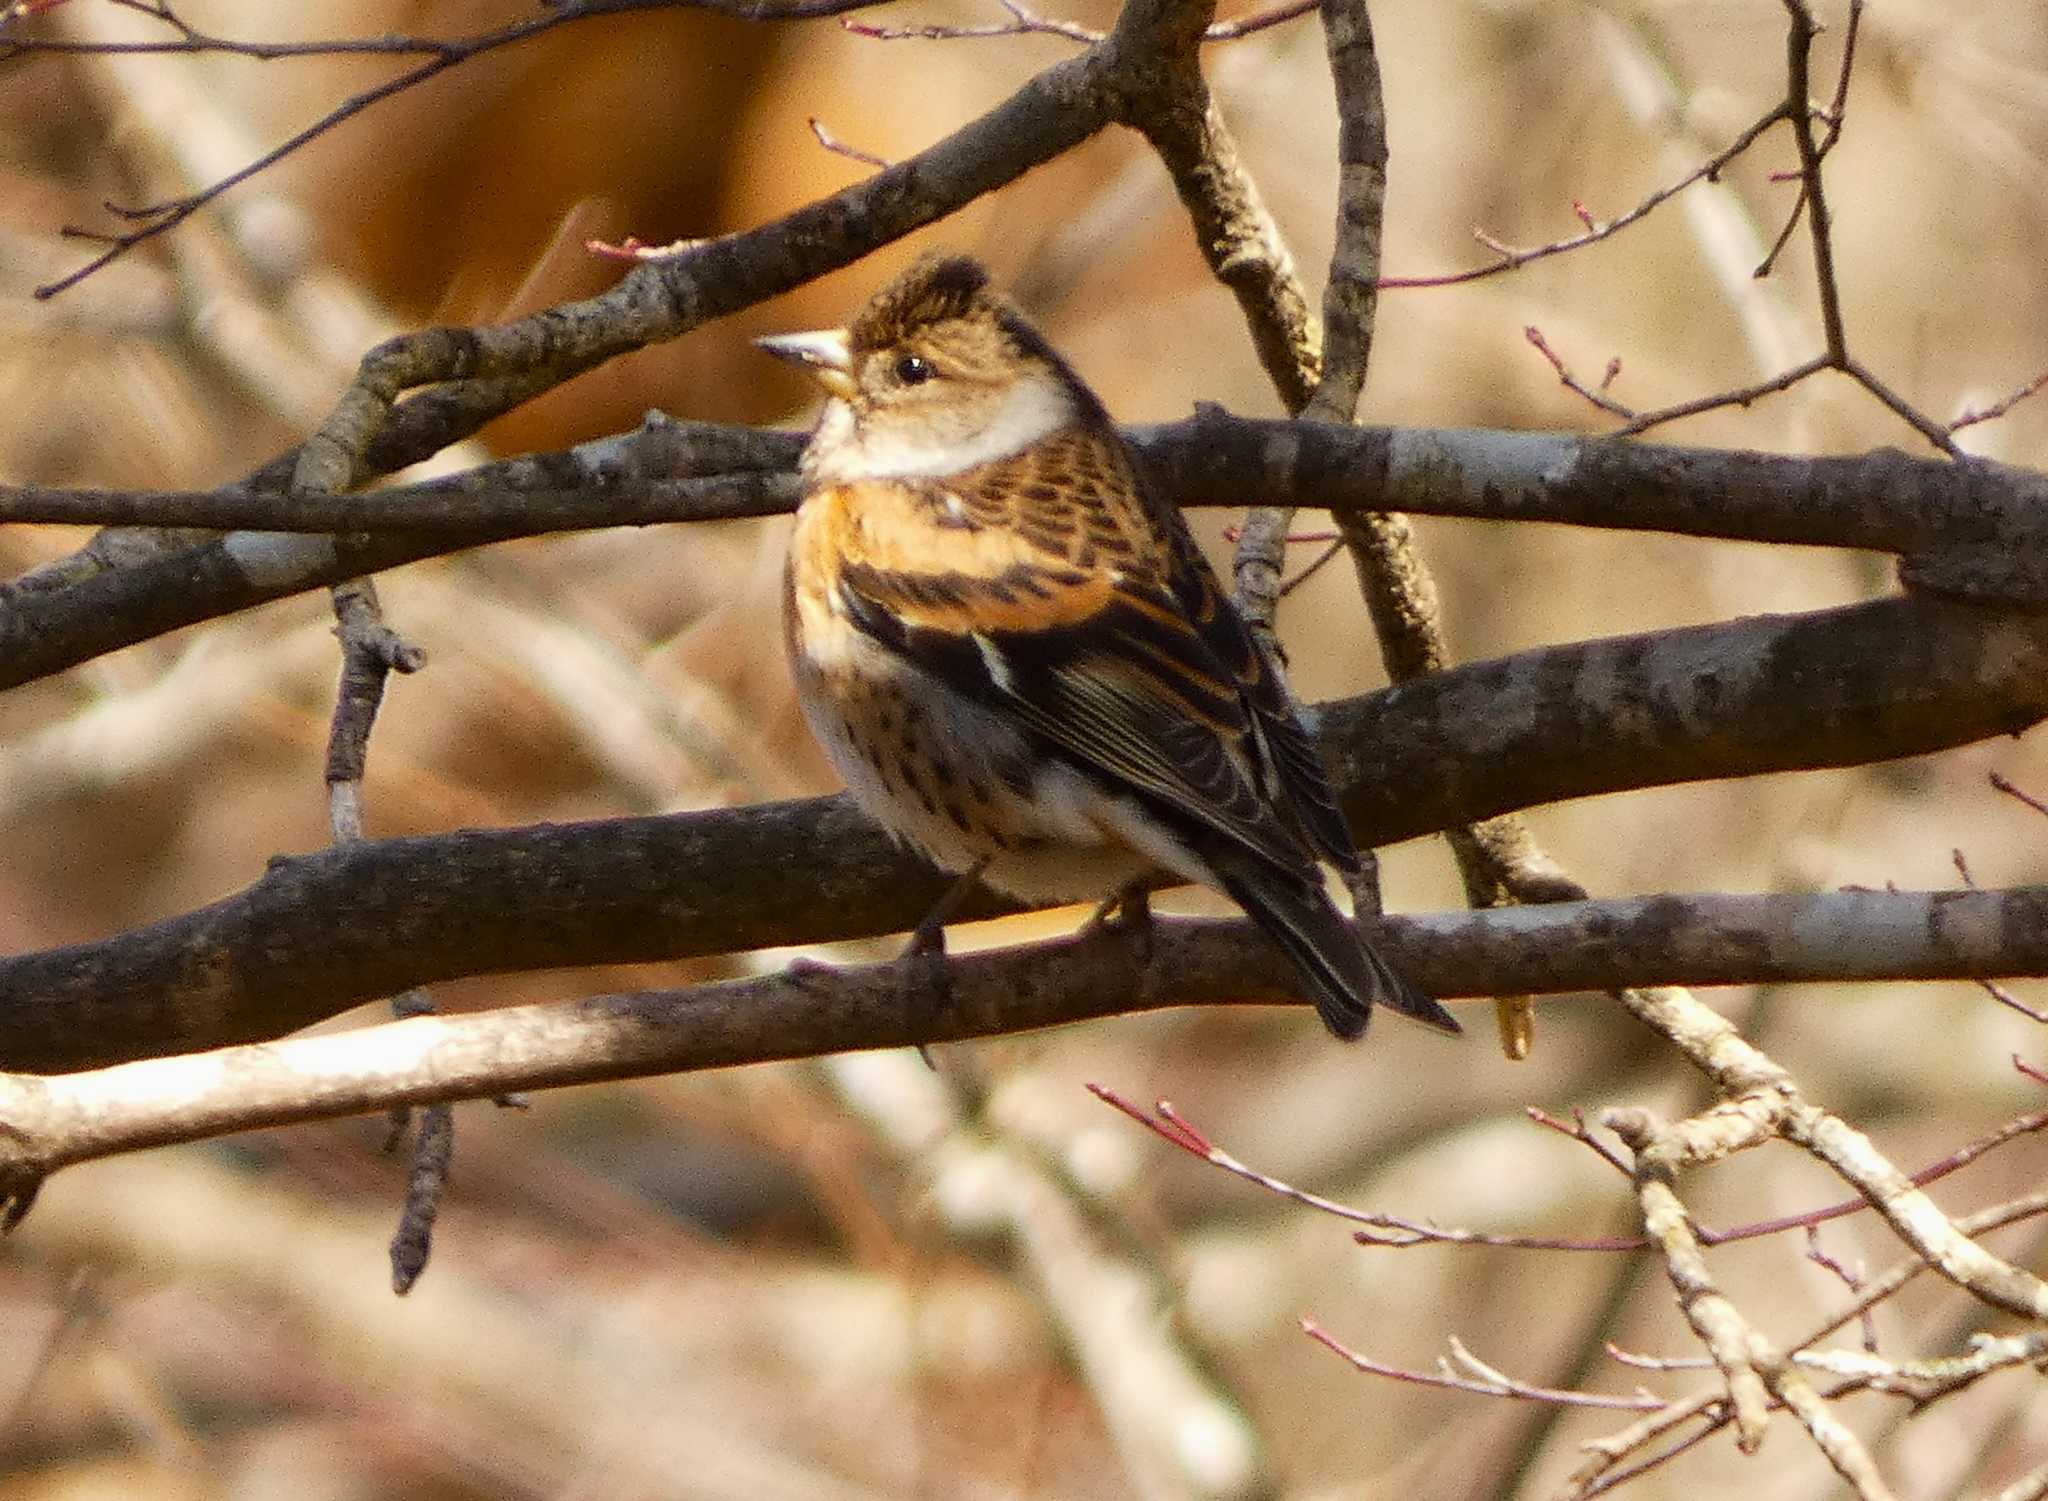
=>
[847,255,1103,415]
[849,255,995,354]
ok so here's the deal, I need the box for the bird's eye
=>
[893,354,935,386]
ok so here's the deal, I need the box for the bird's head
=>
[757,254,1101,483]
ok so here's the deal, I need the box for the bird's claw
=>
[1081,884,1156,969]
[899,921,953,1005]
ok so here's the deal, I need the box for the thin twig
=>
[1379,103,1791,290]
[1991,771,2048,822]
[807,117,891,168]
[1978,980,2048,1024]
[1952,367,2048,434]
[1202,0,1316,41]
[1804,1225,1878,1352]
[1615,354,1830,438]
[1275,538,1345,598]
[1793,1188,2048,1353]
[1301,1320,1662,1411]
[1526,1107,1635,1178]
[1840,354,1963,458]
[1525,326,1637,420]
[1604,1343,1711,1373]
[1091,1089,2048,1255]
[1576,1411,1728,1498]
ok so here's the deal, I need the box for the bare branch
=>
[1613,354,1831,439]
[1953,367,2048,434]
[322,578,451,1293]
[1525,325,1638,421]
[1395,0,1973,458]
[806,116,891,169]
[1379,102,1791,290]
[1978,979,2048,1025]
[1992,772,2048,822]
[19,414,2048,552]
[1097,1084,2048,1259]
[1777,1103,2048,1321]
[1796,1330,2048,1406]
[6,572,2048,1072]
[1302,1320,1661,1411]
[1596,983,2048,1326]
[1608,1111,1828,1474]
[12,410,2048,693]
[1567,1389,1730,1499]
[1201,0,1316,41]
[0,915,1378,1198]
[1804,1226,1879,1352]
[1794,1188,2048,1352]
[1777,0,1845,360]
[1527,1107,1635,1178]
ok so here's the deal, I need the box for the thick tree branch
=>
[1116,0,1317,416]
[1325,594,2048,836]
[3,586,2044,1071]
[6,417,2047,692]
[2,883,2048,1199]
[19,417,2047,548]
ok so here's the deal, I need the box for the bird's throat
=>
[806,377,1077,484]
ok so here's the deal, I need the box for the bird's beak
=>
[755,328,857,401]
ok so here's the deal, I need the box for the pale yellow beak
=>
[755,328,857,401]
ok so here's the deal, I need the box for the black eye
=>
[893,354,935,386]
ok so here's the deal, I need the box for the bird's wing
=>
[1146,502,1366,875]
[826,463,1318,880]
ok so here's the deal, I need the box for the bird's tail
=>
[1217,860,1460,1040]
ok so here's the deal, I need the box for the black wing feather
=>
[836,568,1314,879]
[1148,499,1365,873]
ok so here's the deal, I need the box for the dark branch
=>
[7,416,2048,693]
[3,589,2044,1071]
[0,886,2046,1193]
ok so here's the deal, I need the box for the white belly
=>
[793,627,1205,904]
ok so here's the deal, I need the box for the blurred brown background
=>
[1,1,2046,1496]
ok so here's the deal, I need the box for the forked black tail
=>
[1218,860,1461,1040]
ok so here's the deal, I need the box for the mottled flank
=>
[778,253,1459,1040]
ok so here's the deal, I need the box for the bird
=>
[758,253,1458,1041]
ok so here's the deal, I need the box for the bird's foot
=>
[894,859,988,1015]
[897,920,955,1069]
[1081,883,1156,970]
[899,917,953,1000]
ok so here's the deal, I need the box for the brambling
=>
[760,254,1458,1040]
